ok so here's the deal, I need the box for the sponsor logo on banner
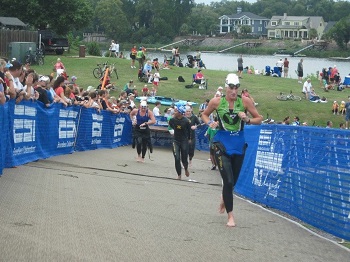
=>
[57,109,78,148]
[91,113,103,145]
[113,116,125,143]
[13,105,37,156]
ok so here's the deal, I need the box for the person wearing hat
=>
[128,93,136,109]
[36,75,51,107]
[168,103,191,179]
[129,100,156,162]
[201,73,262,227]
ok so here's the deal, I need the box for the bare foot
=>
[136,155,142,162]
[177,175,182,180]
[219,200,225,214]
[141,158,145,163]
[226,212,235,227]
[185,169,190,177]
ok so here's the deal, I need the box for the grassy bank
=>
[32,52,350,128]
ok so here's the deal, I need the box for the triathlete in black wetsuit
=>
[201,74,263,227]
[129,101,156,162]
[169,104,191,179]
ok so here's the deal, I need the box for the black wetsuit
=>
[134,109,152,158]
[169,116,191,176]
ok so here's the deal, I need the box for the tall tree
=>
[0,0,93,35]
[95,0,130,41]
[326,17,350,50]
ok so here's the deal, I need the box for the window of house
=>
[258,27,262,32]
[271,21,277,26]
[284,22,290,26]
[252,20,254,25]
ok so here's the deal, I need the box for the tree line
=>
[0,0,349,48]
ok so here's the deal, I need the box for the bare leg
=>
[136,154,142,162]
[219,195,225,214]
[227,212,235,227]
[177,175,181,180]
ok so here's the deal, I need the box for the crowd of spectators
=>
[0,58,137,114]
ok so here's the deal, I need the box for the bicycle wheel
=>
[38,56,44,66]
[291,95,301,101]
[113,68,119,79]
[276,95,288,101]
[93,68,102,78]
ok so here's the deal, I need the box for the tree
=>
[326,17,350,50]
[95,0,130,41]
[0,0,93,35]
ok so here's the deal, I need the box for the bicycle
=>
[108,63,119,79]
[276,91,301,101]
[92,61,119,79]
[25,48,45,66]
[93,61,109,78]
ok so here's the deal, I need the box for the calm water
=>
[145,51,350,80]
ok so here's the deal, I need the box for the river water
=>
[145,51,349,80]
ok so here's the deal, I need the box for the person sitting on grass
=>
[309,88,327,103]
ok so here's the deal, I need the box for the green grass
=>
[32,50,350,128]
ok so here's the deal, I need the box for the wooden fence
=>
[0,29,38,58]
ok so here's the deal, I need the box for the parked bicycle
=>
[276,91,301,101]
[25,48,45,66]
[92,61,118,79]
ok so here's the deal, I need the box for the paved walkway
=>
[0,146,348,261]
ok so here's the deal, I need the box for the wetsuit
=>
[188,114,200,161]
[134,109,152,158]
[213,96,247,213]
[169,116,191,176]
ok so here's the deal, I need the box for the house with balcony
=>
[266,13,326,40]
[218,7,270,36]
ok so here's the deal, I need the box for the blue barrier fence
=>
[0,100,349,240]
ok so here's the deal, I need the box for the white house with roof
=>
[218,7,270,36]
[266,13,326,39]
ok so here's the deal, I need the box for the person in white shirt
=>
[276,58,283,74]
[152,101,161,116]
[302,78,312,100]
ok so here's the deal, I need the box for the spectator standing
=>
[174,47,180,67]
[115,41,120,57]
[237,54,243,78]
[152,101,161,116]
[35,75,52,107]
[136,47,144,69]
[54,58,66,79]
[109,40,117,57]
[130,45,137,68]
[283,58,289,78]
[292,116,300,126]
[297,59,303,83]
[326,120,333,128]
[276,58,283,75]
[153,71,160,92]
[345,96,350,129]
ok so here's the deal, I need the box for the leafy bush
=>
[86,42,101,56]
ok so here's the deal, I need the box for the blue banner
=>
[0,101,349,241]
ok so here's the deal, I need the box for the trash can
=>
[79,45,85,58]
